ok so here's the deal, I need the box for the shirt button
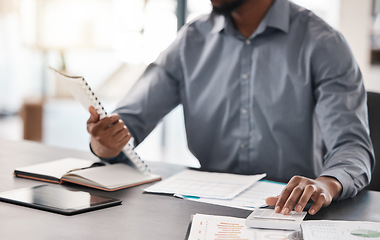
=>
[245,39,251,46]
[241,108,247,115]
[242,73,248,80]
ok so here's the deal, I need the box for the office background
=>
[0,0,379,168]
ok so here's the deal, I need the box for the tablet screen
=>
[0,185,122,215]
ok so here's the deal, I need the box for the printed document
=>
[187,214,295,240]
[144,170,266,199]
[177,180,285,210]
[302,220,380,240]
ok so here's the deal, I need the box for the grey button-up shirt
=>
[113,0,374,200]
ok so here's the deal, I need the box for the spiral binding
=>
[77,77,150,175]
[51,68,150,174]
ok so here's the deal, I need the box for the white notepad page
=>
[51,68,150,174]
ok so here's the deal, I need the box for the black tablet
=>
[0,185,122,215]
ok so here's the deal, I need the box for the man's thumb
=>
[265,196,279,207]
[88,106,100,123]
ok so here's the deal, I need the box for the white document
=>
[246,209,307,231]
[187,214,295,240]
[302,220,380,240]
[144,170,266,199]
[177,180,285,210]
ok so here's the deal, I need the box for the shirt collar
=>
[210,14,226,34]
[266,0,290,33]
[210,0,290,35]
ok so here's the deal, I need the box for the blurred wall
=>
[338,0,373,91]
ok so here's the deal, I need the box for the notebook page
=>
[15,158,95,180]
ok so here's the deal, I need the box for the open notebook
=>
[14,158,161,191]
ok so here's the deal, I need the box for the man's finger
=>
[265,196,279,207]
[115,134,131,150]
[294,184,316,212]
[110,120,127,136]
[309,193,326,215]
[97,115,121,129]
[274,185,295,213]
[282,186,304,215]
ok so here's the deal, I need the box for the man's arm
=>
[110,29,186,145]
[309,32,374,201]
[267,28,374,215]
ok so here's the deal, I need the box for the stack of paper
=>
[144,170,265,198]
[144,170,285,209]
[178,181,285,210]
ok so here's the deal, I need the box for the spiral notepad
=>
[51,68,150,174]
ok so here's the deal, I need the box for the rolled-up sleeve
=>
[311,31,375,200]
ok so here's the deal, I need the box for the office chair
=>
[366,91,380,191]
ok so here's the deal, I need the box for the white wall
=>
[294,0,377,92]
[337,0,377,92]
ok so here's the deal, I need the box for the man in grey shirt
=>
[87,0,374,215]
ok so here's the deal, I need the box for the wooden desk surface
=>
[1,139,379,240]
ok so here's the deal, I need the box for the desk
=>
[1,139,379,239]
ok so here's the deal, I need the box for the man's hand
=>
[265,176,342,215]
[87,106,131,158]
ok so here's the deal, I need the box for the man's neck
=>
[231,0,274,38]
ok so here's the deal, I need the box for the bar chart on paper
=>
[188,214,250,240]
[187,214,292,240]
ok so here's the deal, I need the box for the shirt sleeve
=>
[112,27,187,145]
[311,30,375,200]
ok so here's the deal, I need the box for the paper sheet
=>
[177,180,285,210]
[144,170,266,199]
[187,214,295,240]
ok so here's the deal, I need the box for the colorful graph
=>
[188,214,292,240]
[214,221,248,240]
[351,229,380,238]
